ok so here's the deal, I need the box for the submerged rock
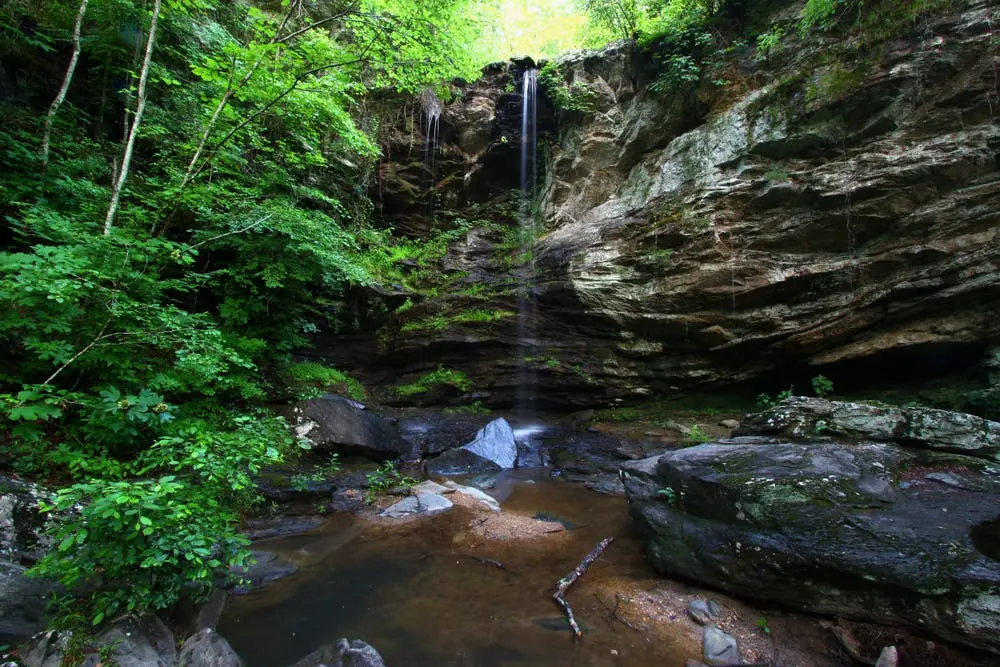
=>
[281,397,409,461]
[287,639,386,667]
[622,437,1000,653]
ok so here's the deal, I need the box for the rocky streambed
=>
[5,395,1000,666]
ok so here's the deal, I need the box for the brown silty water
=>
[219,472,698,666]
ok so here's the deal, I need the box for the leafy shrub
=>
[538,62,596,115]
[811,375,834,397]
[365,461,417,502]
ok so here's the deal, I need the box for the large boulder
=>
[178,628,245,667]
[622,436,1000,654]
[0,475,57,644]
[282,396,410,461]
[288,639,386,667]
[425,418,517,475]
[738,397,1000,460]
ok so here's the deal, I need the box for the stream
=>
[219,470,695,666]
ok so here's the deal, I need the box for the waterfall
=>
[516,68,538,418]
[420,87,442,197]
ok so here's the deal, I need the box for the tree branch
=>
[40,0,89,176]
[104,0,162,235]
[189,211,276,249]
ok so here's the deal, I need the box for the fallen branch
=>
[458,553,505,570]
[552,536,613,638]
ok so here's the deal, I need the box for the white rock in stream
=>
[410,480,453,495]
[443,480,501,511]
[381,493,453,518]
[462,418,517,469]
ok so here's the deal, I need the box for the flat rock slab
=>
[739,397,1000,461]
[622,440,1000,654]
[381,493,453,518]
[442,480,501,511]
[410,480,453,495]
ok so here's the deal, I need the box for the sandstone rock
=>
[281,397,409,461]
[686,599,719,626]
[622,438,1000,653]
[380,493,453,518]
[178,628,244,667]
[442,480,501,511]
[287,639,385,667]
[231,551,297,594]
[463,418,517,468]
[718,419,740,430]
[94,614,177,666]
[875,646,899,667]
[738,397,1000,460]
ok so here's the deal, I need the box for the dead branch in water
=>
[459,553,506,570]
[552,536,614,638]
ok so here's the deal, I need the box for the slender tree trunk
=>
[40,0,89,176]
[104,0,161,235]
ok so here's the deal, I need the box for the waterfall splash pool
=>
[219,472,697,666]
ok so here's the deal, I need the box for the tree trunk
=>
[40,0,89,176]
[103,0,161,235]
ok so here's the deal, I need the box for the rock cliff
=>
[336,0,1000,408]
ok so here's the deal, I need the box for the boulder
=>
[93,614,177,666]
[463,418,517,468]
[282,397,409,461]
[622,439,1000,653]
[380,493,453,518]
[178,628,245,667]
[738,397,1000,461]
[702,626,740,666]
[442,480,501,511]
[287,639,385,667]
[425,418,517,475]
[0,476,58,644]
[231,551,297,594]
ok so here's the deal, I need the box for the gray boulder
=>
[738,397,1000,460]
[380,493,453,518]
[282,397,410,460]
[93,614,177,666]
[425,418,516,475]
[0,476,58,644]
[287,639,385,667]
[178,629,244,667]
[702,626,740,665]
[622,439,1000,654]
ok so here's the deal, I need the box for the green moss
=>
[280,361,366,400]
[400,308,515,333]
[396,365,472,396]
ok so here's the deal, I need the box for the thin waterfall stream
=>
[515,68,538,420]
[420,87,442,200]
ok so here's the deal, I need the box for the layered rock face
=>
[347,0,1000,407]
[622,398,1000,653]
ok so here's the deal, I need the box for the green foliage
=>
[756,25,784,61]
[811,374,834,397]
[655,486,677,504]
[0,0,488,630]
[684,424,710,444]
[443,400,491,415]
[365,460,417,502]
[280,362,366,401]
[764,165,791,182]
[756,616,771,635]
[396,366,473,396]
[538,62,596,114]
[756,386,794,410]
[290,453,342,492]
[400,309,515,333]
